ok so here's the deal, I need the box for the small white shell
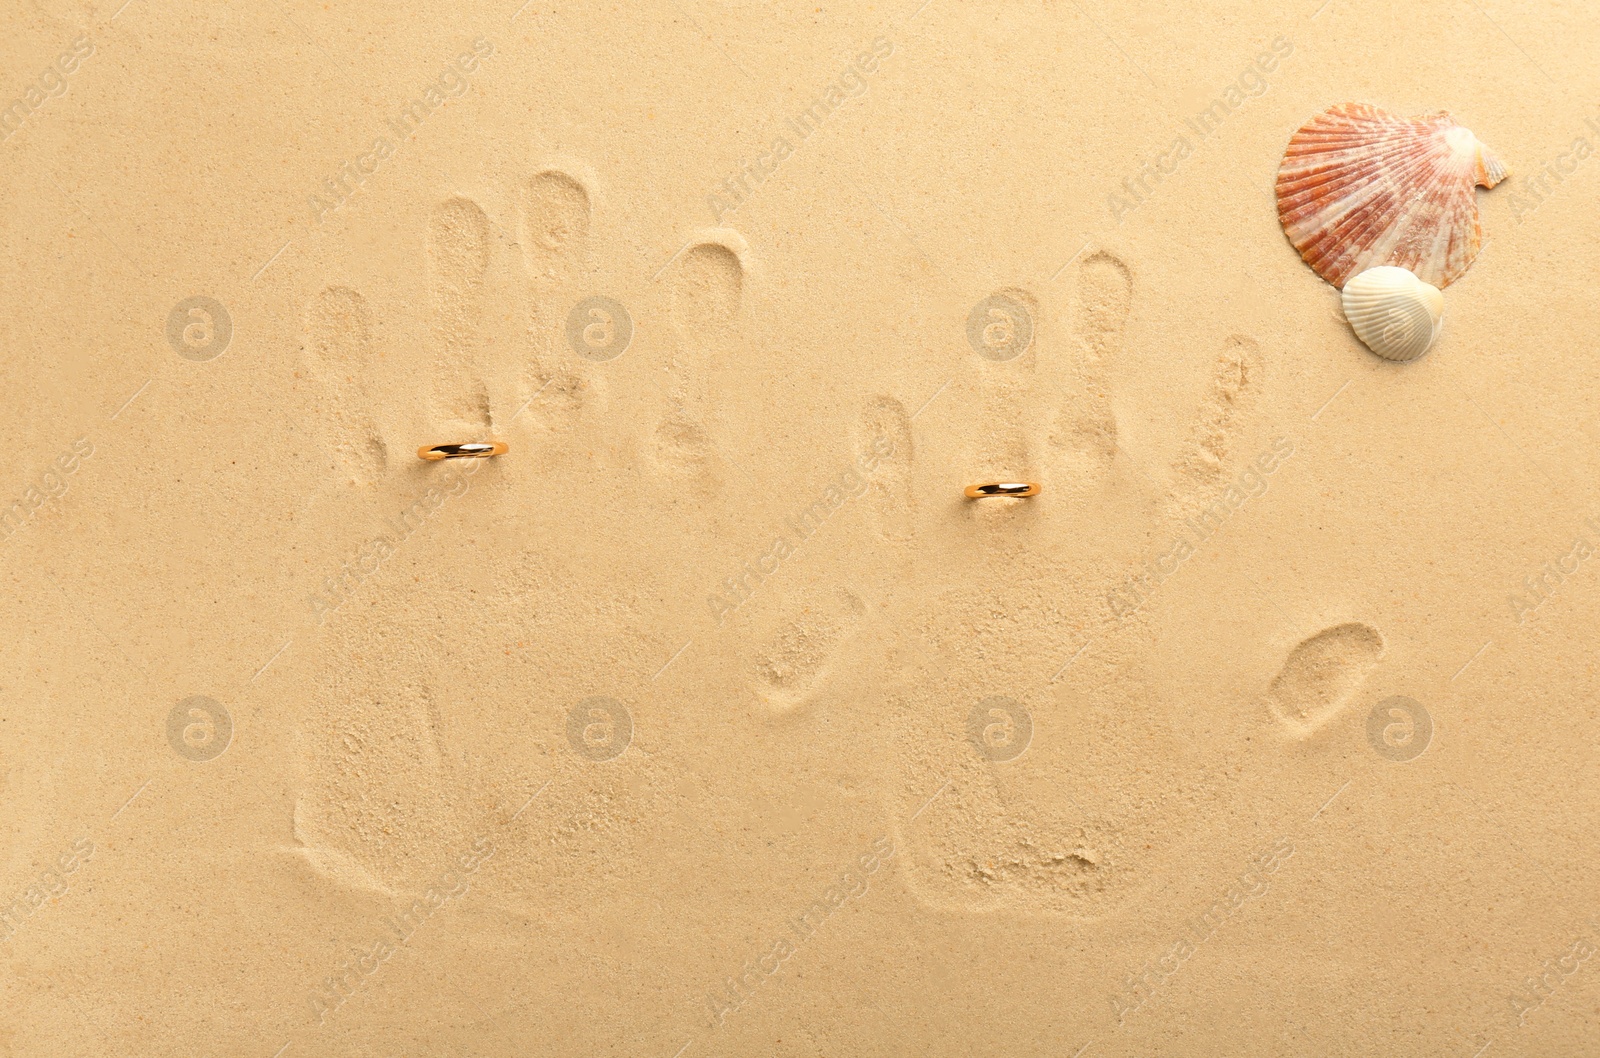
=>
[1341,266,1443,362]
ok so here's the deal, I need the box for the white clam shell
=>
[1340,266,1444,362]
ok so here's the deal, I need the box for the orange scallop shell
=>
[1276,103,1507,289]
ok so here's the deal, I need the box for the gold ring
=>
[965,481,1040,498]
[418,441,508,461]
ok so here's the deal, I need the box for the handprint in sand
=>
[876,251,1386,916]
[293,172,678,907]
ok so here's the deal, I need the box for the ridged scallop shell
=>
[1341,266,1443,362]
[1277,103,1507,289]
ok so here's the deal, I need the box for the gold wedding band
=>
[965,482,1040,499]
[418,441,508,461]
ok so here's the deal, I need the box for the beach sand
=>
[2,1,1598,1054]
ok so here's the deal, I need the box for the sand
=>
[2,0,1598,1055]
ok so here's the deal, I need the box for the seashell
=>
[1341,266,1444,362]
[1277,103,1507,289]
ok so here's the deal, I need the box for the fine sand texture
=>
[3,1,1599,1055]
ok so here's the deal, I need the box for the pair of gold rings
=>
[418,441,508,461]
[418,443,1032,503]
[965,482,1040,499]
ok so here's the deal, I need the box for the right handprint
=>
[877,250,1371,917]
